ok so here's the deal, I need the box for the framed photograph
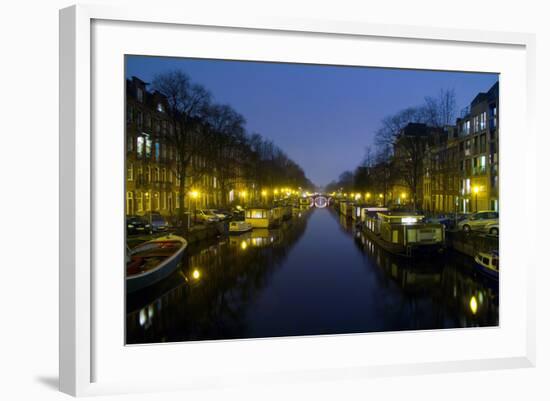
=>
[60,4,536,396]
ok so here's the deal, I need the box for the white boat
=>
[474,250,499,278]
[126,234,188,293]
[229,221,253,234]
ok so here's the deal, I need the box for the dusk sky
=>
[126,56,498,187]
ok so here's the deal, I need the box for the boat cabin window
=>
[483,257,490,265]
[248,210,267,218]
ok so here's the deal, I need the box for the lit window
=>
[155,142,160,160]
[145,137,152,158]
[126,192,134,215]
[127,163,133,181]
[136,192,143,212]
[137,136,144,158]
[157,103,164,112]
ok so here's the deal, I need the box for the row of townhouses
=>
[392,81,499,214]
[125,76,247,218]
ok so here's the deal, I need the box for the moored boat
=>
[126,234,187,293]
[245,207,276,228]
[229,220,253,234]
[362,210,445,257]
[474,250,499,278]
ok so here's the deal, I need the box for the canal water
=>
[126,208,499,344]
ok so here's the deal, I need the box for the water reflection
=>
[127,211,311,343]
[352,228,499,329]
[126,208,498,344]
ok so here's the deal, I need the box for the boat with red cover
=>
[126,234,188,293]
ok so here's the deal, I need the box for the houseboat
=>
[362,210,445,257]
[245,207,277,228]
[359,207,389,231]
[351,204,365,221]
[339,201,354,219]
[299,197,312,209]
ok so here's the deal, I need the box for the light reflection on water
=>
[126,208,498,344]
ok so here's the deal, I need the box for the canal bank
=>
[127,207,498,344]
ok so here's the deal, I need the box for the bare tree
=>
[204,103,247,206]
[152,71,212,222]
[422,88,457,128]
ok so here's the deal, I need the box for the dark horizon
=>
[126,56,498,187]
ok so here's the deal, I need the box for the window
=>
[155,142,160,160]
[137,136,144,158]
[480,111,487,130]
[154,167,160,182]
[157,103,165,113]
[127,135,134,153]
[145,114,151,128]
[480,133,486,153]
[489,105,497,129]
[136,111,143,128]
[162,192,167,209]
[162,168,167,182]
[175,191,180,209]
[145,137,152,159]
[136,87,144,102]
[126,192,134,215]
[144,192,151,211]
[127,106,133,123]
[462,120,470,135]
[127,163,133,181]
[473,115,479,133]
[136,192,143,212]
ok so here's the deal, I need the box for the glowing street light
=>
[473,186,480,212]
[189,189,200,227]
[192,269,201,280]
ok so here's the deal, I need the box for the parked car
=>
[126,215,151,235]
[194,209,220,223]
[457,211,499,232]
[149,212,170,232]
[487,223,499,236]
[425,214,453,229]
[208,209,231,220]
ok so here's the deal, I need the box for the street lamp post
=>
[190,190,199,228]
[473,186,480,212]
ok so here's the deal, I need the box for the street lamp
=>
[190,190,199,227]
[473,186,480,212]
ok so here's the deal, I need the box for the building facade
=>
[125,76,229,220]
[455,82,499,213]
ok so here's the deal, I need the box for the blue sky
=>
[126,56,498,187]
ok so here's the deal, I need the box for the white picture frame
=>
[59,4,536,397]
